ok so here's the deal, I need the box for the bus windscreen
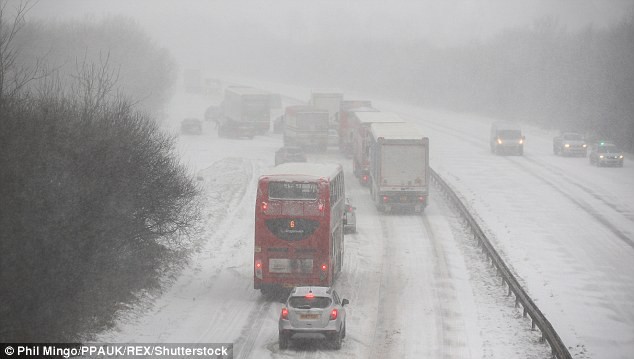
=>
[269,182,318,200]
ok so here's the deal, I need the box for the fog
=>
[24,0,633,68]
[3,1,634,354]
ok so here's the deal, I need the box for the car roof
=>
[492,121,521,130]
[290,286,332,297]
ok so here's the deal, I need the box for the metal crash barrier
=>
[431,168,573,359]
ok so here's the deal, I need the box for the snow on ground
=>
[222,76,634,359]
[98,78,632,359]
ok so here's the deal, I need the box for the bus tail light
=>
[320,263,328,280]
[382,196,389,203]
[281,307,289,320]
[255,259,263,279]
[330,309,338,320]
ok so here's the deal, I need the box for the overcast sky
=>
[16,0,634,68]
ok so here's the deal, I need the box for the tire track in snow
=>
[369,212,470,359]
[393,109,633,247]
[233,299,273,359]
[506,155,633,248]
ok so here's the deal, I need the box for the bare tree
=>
[0,0,43,101]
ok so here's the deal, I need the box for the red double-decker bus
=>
[254,163,345,295]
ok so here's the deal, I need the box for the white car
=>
[279,286,349,350]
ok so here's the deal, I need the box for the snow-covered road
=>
[98,88,556,358]
[99,78,634,358]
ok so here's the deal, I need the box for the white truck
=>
[219,86,271,138]
[309,89,343,129]
[283,105,330,151]
[350,112,404,185]
[368,122,430,214]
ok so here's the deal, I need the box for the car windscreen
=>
[269,182,318,200]
[289,296,332,309]
[498,130,521,139]
[563,133,583,140]
[598,145,619,153]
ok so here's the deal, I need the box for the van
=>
[490,121,524,155]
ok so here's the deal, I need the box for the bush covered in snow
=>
[0,3,199,342]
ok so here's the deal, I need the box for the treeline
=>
[0,6,198,341]
[213,16,634,151]
[16,15,176,115]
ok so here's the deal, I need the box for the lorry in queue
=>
[350,112,404,185]
[218,86,271,138]
[368,122,429,214]
[283,105,330,151]
[337,100,377,156]
[310,89,343,129]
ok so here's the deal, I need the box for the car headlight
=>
[599,155,604,159]
[564,143,570,148]
[582,144,587,148]
[620,155,624,159]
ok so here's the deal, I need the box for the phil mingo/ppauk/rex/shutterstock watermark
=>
[2,343,233,358]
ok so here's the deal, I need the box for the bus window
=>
[269,182,318,200]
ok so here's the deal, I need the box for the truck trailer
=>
[337,100,377,156]
[350,112,404,185]
[309,89,343,129]
[283,105,330,151]
[368,122,430,214]
[219,86,271,138]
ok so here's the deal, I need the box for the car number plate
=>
[300,314,319,320]
[400,196,408,202]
